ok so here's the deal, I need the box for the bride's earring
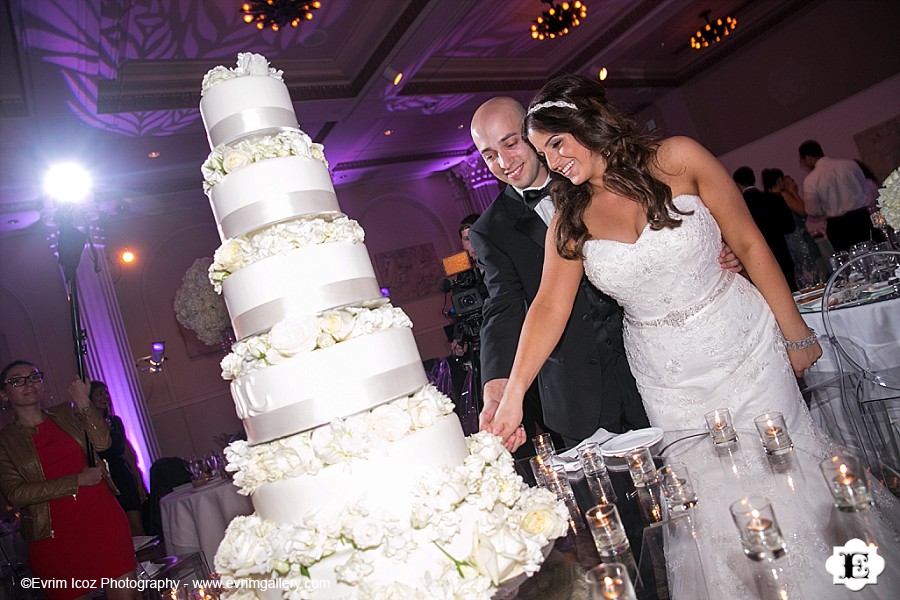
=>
[603,148,611,159]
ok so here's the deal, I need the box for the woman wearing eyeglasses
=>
[0,361,138,600]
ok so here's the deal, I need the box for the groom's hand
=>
[479,378,508,432]
[718,244,743,273]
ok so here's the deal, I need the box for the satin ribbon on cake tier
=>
[214,190,340,240]
[239,361,428,444]
[625,270,735,328]
[228,282,384,340]
[206,107,299,147]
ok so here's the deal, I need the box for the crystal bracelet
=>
[784,328,818,351]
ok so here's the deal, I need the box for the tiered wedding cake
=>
[199,54,567,599]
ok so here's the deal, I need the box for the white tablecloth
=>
[802,297,900,452]
[658,429,900,599]
[160,477,253,565]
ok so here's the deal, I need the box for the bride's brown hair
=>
[523,74,689,259]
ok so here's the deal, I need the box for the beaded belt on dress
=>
[625,270,735,328]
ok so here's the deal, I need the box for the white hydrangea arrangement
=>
[220,305,412,380]
[201,129,328,196]
[208,216,364,292]
[215,431,568,599]
[201,52,284,96]
[173,257,231,346]
[876,166,900,231]
[224,386,455,493]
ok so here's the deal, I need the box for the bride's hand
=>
[787,342,823,377]
[486,397,525,453]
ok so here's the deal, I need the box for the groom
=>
[468,97,650,449]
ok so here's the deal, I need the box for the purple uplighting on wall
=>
[21,0,332,137]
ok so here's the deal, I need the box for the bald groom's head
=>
[470,97,547,189]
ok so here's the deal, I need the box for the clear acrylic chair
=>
[820,249,900,472]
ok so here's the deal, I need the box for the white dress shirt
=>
[802,156,868,218]
[514,176,556,226]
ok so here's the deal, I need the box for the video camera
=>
[439,251,485,341]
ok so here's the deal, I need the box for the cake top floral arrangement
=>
[876,166,900,231]
[201,52,283,95]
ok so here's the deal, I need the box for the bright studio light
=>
[121,249,136,264]
[44,163,93,204]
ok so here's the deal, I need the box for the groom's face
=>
[471,103,546,189]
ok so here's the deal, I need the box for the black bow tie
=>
[522,185,550,209]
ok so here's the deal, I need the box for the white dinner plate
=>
[600,427,664,458]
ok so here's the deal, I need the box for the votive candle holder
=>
[626,446,658,487]
[658,462,699,512]
[532,432,556,457]
[585,562,638,600]
[730,496,787,561]
[819,455,874,512]
[580,442,617,505]
[754,412,793,455]
[705,408,738,446]
[585,504,631,558]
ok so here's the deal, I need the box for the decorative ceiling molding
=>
[333,148,470,172]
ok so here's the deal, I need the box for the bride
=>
[484,74,821,444]
[483,74,900,599]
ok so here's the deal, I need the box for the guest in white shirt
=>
[798,140,876,251]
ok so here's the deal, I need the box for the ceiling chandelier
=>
[530,1,588,41]
[241,0,322,32]
[690,10,737,50]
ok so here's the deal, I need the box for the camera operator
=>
[446,214,559,456]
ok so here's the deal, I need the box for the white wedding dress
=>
[582,195,899,599]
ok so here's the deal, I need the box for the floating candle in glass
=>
[754,412,793,455]
[705,408,738,445]
[730,496,787,561]
[819,455,873,512]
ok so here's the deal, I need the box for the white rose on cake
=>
[222,147,252,173]
[320,309,356,340]
[220,352,243,380]
[268,316,318,358]
[520,498,569,540]
[235,51,283,80]
[470,522,528,585]
[367,403,412,442]
[215,516,274,577]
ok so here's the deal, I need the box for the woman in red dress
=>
[0,360,138,600]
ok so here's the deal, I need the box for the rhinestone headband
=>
[527,100,577,116]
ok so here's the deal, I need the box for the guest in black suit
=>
[733,166,798,291]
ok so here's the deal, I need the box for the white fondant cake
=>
[209,155,339,240]
[221,241,381,339]
[199,54,567,599]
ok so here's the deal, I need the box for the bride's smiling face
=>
[527,128,598,186]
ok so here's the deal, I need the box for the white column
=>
[72,243,159,486]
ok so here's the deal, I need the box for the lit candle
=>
[599,575,627,599]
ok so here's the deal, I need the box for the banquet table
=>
[511,429,900,599]
[159,476,253,566]
[800,296,900,454]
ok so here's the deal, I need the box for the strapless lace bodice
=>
[581,195,899,599]
[583,194,723,323]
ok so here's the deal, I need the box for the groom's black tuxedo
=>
[469,186,648,441]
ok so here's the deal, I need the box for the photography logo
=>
[825,538,884,591]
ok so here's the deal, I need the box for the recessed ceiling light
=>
[457,124,465,129]
[121,249,136,264]
[598,67,609,81]
[147,151,160,158]
[7,219,18,225]
[383,129,394,136]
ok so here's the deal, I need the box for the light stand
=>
[56,208,95,466]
